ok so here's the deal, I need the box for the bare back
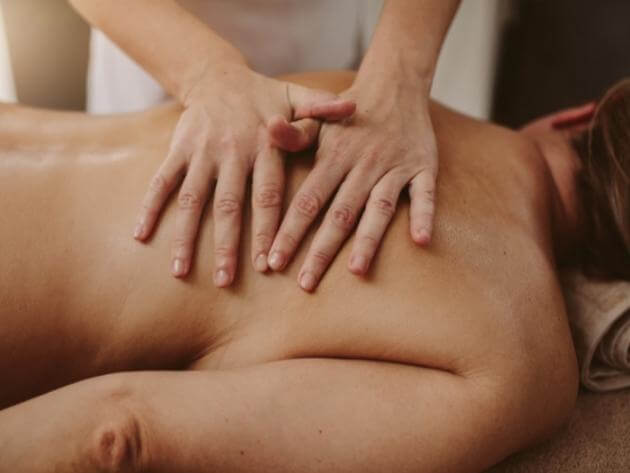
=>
[0,72,576,415]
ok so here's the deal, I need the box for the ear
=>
[550,102,597,130]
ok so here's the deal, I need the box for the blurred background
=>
[0,0,628,127]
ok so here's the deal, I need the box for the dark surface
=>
[492,0,630,127]
[489,389,630,472]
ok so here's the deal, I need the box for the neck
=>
[534,132,583,265]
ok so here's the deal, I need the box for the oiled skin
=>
[0,72,577,445]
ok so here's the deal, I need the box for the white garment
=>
[0,4,15,102]
[87,0,383,114]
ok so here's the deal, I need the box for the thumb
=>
[288,84,356,121]
[268,115,321,152]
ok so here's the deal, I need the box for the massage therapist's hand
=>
[133,63,355,286]
[268,71,438,292]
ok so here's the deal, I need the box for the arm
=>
[67,0,245,102]
[358,0,461,91]
[267,0,461,291]
[68,0,356,286]
[0,359,537,473]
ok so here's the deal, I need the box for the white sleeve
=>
[86,28,169,115]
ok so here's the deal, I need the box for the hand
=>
[133,64,355,286]
[267,76,438,292]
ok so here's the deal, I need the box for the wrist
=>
[352,57,432,110]
[179,53,249,106]
[355,49,434,97]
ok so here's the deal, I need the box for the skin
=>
[0,72,579,472]
[67,0,461,291]
[267,0,461,291]
[519,101,598,261]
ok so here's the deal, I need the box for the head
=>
[522,80,630,280]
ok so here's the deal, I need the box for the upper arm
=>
[0,358,543,473]
[141,360,512,473]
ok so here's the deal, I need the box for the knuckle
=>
[311,249,332,267]
[279,231,298,250]
[362,149,380,165]
[420,141,438,160]
[254,231,272,250]
[362,145,389,167]
[172,237,188,249]
[254,184,282,209]
[422,187,436,204]
[218,132,239,151]
[410,181,436,205]
[323,150,350,170]
[214,245,236,260]
[140,204,158,220]
[178,190,203,211]
[418,162,439,179]
[317,138,345,165]
[417,209,435,222]
[360,233,381,250]
[330,203,357,231]
[215,192,242,217]
[172,237,191,255]
[149,173,171,194]
[370,196,396,218]
[294,190,322,219]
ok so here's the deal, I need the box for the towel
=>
[561,272,630,392]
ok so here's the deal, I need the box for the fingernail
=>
[268,251,286,271]
[254,253,268,272]
[299,271,317,292]
[349,255,368,274]
[133,223,144,239]
[172,258,187,277]
[215,268,231,287]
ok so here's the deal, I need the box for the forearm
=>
[0,377,114,473]
[68,0,247,102]
[358,0,460,90]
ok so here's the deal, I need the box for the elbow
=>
[531,342,580,439]
[476,333,579,452]
[85,374,152,473]
[503,342,579,447]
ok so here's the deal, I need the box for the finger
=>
[134,148,186,241]
[288,84,356,121]
[170,157,214,278]
[268,157,350,272]
[348,172,407,276]
[297,167,375,292]
[212,158,249,287]
[251,145,285,272]
[268,115,320,152]
[294,99,356,121]
[408,167,438,246]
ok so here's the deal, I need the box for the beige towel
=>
[562,272,630,392]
